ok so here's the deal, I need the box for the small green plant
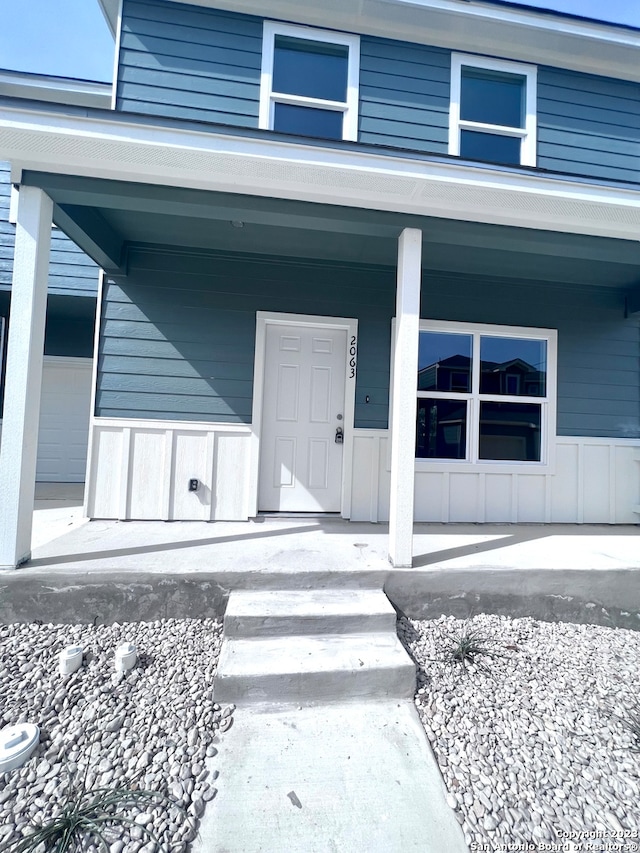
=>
[446,624,501,671]
[0,763,178,853]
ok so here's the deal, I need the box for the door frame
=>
[250,311,358,518]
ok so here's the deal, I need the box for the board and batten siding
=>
[97,247,639,441]
[537,68,640,184]
[117,0,262,126]
[0,162,99,297]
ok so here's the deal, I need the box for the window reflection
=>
[416,398,467,459]
[460,69,525,128]
[460,131,522,166]
[418,332,472,392]
[273,103,344,139]
[480,337,546,397]
[273,37,348,102]
[479,402,541,461]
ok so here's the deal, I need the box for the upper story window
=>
[449,54,537,167]
[416,321,556,466]
[259,22,360,142]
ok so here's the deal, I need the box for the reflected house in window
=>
[479,357,544,397]
[418,354,471,393]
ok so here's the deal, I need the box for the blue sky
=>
[0,0,638,83]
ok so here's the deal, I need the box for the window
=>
[449,54,537,167]
[416,322,556,465]
[259,22,360,142]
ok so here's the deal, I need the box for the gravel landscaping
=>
[0,618,230,852]
[399,614,640,851]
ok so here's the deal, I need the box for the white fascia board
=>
[0,71,112,110]
[97,0,119,36]
[2,104,640,242]
[159,0,640,84]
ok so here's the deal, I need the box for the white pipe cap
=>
[59,645,84,676]
[0,724,40,773]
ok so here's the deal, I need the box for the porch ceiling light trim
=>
[2,105,640,242]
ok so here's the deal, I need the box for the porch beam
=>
[388,228,422,568]
[0,186,53,568]
[54,203,125,274]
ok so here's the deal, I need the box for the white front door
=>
[259,323,347,512]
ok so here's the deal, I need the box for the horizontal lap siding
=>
[538,68,640,183]
[359,38,449,153]
[424,277,640,439]
[117,0,261,127]
[0,163,12,290]
[97,250,396,427]
[98,248,638,438]
[48,230,99,297]
[0,162,99,297]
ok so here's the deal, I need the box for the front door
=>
[259,322,347,512]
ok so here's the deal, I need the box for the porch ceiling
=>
[24,171,640,289]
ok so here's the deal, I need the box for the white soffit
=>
[2,106,640,242]
[119,0,640,84]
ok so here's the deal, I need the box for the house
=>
[0,70,110,483]
[0,0,639,569]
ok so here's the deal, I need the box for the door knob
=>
[335,427,344,444]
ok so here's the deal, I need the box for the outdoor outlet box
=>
[189,478,199,492]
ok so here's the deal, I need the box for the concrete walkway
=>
[194,700,468,853]
[194,587,467,852]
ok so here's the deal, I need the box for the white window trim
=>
[449,53,538,168]
[259,21,360,142]
[413,320,557,474]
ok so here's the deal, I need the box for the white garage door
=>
[36,357,93,483]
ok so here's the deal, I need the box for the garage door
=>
[36,357,93,483]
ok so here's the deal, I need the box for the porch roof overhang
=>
[98,0,640,84]
[2,100,640,288]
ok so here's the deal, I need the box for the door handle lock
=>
[335,427,344,444]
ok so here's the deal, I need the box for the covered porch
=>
[1,104,639,569]
[1,512,640,629]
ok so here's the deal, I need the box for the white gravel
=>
[0,618,230,852]
[399,614,640,851]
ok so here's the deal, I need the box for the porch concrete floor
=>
[2,504,634,627]
[24,514,640,576]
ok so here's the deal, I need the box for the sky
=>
[0,0,638,83]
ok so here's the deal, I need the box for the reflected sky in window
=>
[273,37,348,102]
[418,332,472,392]
[480,336,546,397]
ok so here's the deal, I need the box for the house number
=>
[349,335,357,378]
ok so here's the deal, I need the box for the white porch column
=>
[388,228,422,568]
[0,186,53,568]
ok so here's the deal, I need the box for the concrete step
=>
[223,589,397,638]
[214,633,416,704]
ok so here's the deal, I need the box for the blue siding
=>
[0,163,14,291]
[359,37,450,154]
[117,0,262,126]
[538,68,640,183]
[0,162,100,297]
[115,3,640,184]
[98,248,639,439]
[97,249,394,427]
